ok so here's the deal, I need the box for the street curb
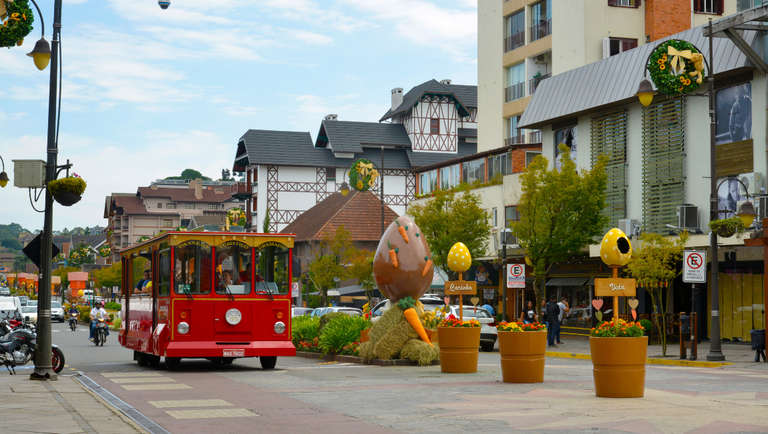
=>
[295,351,437,366]
[545,351,732,367]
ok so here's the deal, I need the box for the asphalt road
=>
[35,324,768,433]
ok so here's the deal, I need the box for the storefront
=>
[545,259,612,336]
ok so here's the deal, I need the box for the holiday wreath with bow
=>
[0,0,34,48]
[348,158,379,193]
[647,40,706,96]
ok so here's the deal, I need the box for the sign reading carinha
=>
[444,280,477,295]
[594,278,637,297]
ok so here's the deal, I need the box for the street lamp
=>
[26,0,51,71]
[636,20,725,361]
[0,155,9,188]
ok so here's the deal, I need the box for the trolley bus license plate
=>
[223,349,244,357]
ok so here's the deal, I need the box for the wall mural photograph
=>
[554,126,577,170]
[717,177,742,219]
[715,82,752,146]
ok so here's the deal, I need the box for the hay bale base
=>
[359,303,439,366]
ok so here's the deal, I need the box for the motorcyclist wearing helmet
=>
[89,301,110,342]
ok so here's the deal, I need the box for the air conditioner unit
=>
[677,204,699,230]
[739,172,764,196]
[534,53,550,64]
[618,219,640,238]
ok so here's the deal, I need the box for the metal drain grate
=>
[75,373,171,434]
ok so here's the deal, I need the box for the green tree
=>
[510,145,609,317]
[407,189,492,280]
[53,266,80,292]
[13,254,30,272]
[625,231,689,356]
[306,226,356,307]
[1,238,23,250]
[92,263,122,289]
[263,208,271,233]
[347,250,375,304]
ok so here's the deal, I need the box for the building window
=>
[608,0,640,7]
[605,37,638,58]
[738,0,763,12]
[506,116,524,145]
[525,151,542,167]
[326,167,336,181]
[505,63,525,103]
[694,0,723,13]
[492,208,498,228]
[181,219,190,228]
[504,10,525,52]
[157,203,162,209]
[419,170,438,195]
[163,219,173,227]
[166,203,176,209]
[530,0,552,42]
[430,118,440,135]
[488,153,512,179]
[440,165,461,190]
[208,204,218,210]
[185,203,195,209]
[462,158,486,184]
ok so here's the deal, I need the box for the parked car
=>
[17,296,29,306]
[20,306,38,324]
[26,300,38,308]
[51,301,65,323]
[292,307,314,317]
[370,296,445,319]
[447,305,497,352]
[310,307,363,317]
[0,287,10,296]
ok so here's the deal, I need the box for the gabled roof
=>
[406,142,477,168]
[236,129,333,168]
[112,195,179,216]
[316,120,412,154]
[137,186,230,203]
[380,80,477,122]
[519,25,757,129]
[280,191,398,242]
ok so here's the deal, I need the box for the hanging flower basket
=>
[0,0,35,49]
[709,217,746,238]
[48,173,86,207]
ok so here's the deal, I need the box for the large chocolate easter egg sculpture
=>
[373,216,433,303]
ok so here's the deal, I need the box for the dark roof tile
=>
[240,129,332,167]
[317,120,411,154]
[137,186,231,203]
[380,80,477,121]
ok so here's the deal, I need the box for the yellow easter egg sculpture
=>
[599,228,633,266]
[447,242,472,273]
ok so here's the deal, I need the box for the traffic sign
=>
[683,251,706,283]
[291,282,299,297]
[507,263,525,288]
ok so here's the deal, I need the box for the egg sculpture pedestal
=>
[439,242,480,374]
[591,228,646,398]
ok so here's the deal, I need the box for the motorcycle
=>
[69,312,78,331]
[0,320,65,374]
[92,317,108,346]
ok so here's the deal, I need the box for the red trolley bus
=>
[118,231,296,370]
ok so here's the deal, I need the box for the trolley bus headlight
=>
[177,322,190,334]
[274,321,286,334]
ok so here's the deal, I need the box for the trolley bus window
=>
[158,250,170,297]
[255,245,289,295]
[174,242,212,295]
[216,243,251,295]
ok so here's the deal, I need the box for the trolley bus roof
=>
[118,231,296,256]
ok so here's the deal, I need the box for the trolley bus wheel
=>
[260,356,277,370]
[136,351,149,367]
[148,355,161,368]
[222,358,234,365]
[165,357,181,371]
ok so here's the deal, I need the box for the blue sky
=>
[0,0,477,232]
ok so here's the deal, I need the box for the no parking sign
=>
[683,251,706,283]
[507,263,525,288]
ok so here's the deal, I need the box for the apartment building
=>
[478,0,738,155]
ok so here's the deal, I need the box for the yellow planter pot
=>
[498,330,546,383]
[438,326,480,373]
[589,336,648,398]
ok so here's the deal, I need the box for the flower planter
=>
[589,336,648,398]
[53,191,82,207]
[438,326,480,373]
[498,330,546,383]
[715,226,736,238]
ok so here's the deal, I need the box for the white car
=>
[51,301,65,323]
[444,305,498,352]
[26,300,38,308]
[20,306,38,324]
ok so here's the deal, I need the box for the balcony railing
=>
[504,31,525,52]
[505,135,525,146]
[530,19,551,42]
[530,130,542,143]
[230,181,251,199]
[528,72,551,95]
[504,82,525,103]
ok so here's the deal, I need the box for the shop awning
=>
[545,277,590,287]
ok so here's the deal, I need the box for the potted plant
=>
[590,319,647,398]
[497,321,547,383]
[708,216,747,238]
[47,173,86,207]
[437,315,481,373]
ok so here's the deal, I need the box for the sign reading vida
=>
[444,280,477,295]
[594,278,637,297]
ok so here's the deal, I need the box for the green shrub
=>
[105,302,121,311]
[77,305,91,323]
[292,315,321,346]
[319,315,369,354]
[319,312,346,331]
[640,319,653,336]
[110,317,121,331]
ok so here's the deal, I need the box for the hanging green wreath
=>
[647,40,706,96]
[348,158,379,193]
[0,0,34,49]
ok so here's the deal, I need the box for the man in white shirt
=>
[89,301,109,342]
[556,297,569,345]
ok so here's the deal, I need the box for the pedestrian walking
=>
[556,297,569,345]
[545,295,560,347]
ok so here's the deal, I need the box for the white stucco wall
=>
[477,0,505,154]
